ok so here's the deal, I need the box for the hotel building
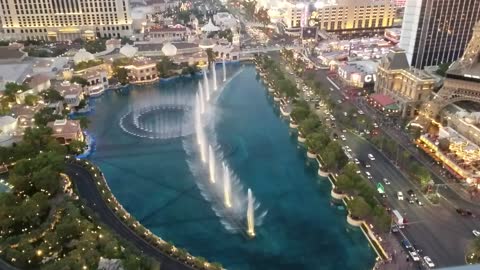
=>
[399,0,480,68]
[308,0,396,37]
[374,48,435,118]
[0,0,133,41]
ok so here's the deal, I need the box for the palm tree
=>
[205,48,214,67]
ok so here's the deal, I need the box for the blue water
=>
[88,65,375,270]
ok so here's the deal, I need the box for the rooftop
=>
[369,93,396,107]
[25,73,50,88]
[47,119,82,135]
[0,46,26,60]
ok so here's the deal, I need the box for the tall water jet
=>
[198,82,205,114]
[208,145,216,183]
[223,162,232,208]
[195,93,207,163]
[222,58,227,82]
[212,63,218,91]
[203,69,210,101]
[247,188,255,237]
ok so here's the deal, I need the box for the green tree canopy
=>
[348,197,371,219]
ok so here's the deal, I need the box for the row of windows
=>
[4,25,130,34]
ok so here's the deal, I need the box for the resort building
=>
[25,74,51,93]
[308,0,396,37]
[374,48,435,118]
[47,119,84,144]
[0,0,133,41]
[106,38,122,51]
[399,0,480,68]
[145,25,192,43]
[56,81,84,108]
[79,69,109,97]
[212,12,238,30]
[417,126,480,185]
[337,60,378,88]
[123,58,159,84]
[10,103,44,131]
[212,44,240,61]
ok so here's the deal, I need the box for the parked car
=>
[416,199,423,206]
[409,250,420,261]
[401,239,412,249]
[397,191,404,200]
[423,256,435,268]
[354,158,360,165]
[365,171,372,179]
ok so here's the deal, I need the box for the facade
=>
[57,81,84,108]
[0,0,133,41]
[145,25,191,43]
[47,119,84,144]
[308,0,396,37]
[399,0,480,68]
[79,69,108,97]
[123,58,158,84]
[337,60,378,88]
[375,48,435,117]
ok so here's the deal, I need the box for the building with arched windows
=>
[0,0,133,41]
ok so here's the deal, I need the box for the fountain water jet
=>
[198,82,205,114]
[247,188,255,237]
[223,162,232,208]
[222,58,227,82]
[195,93,207,163]
[203,69,211,101]
[208,145,216,183]
[212,63,218,91]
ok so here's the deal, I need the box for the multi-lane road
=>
[308,67,480,268]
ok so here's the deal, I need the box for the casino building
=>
[0,0,133,41]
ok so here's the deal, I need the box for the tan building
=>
[79,69,109,97]
[56,81,84,108]
[123,58,158,84]
[0,0,133,41]
[47,119,84,144]
[309,0,396,37]
[375,48,435,118]
[145,25,191,43]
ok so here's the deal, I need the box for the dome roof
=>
[199,38,215,49]
[73,49,95,64]
[162,42,177,56]
[201,19,220,32]
[120,44,138,58]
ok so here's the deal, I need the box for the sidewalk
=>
[376,234,419,270]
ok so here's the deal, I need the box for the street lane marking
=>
[326,77,340,90]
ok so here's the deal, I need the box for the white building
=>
[25,74,51,93]
[213,12,238,30]
[145,25,192,43]
[337,60,379,87]
[0,0,133,41]
[80,69,108,97]
[57,81,84,108]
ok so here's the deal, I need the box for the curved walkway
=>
[64,163,195,270]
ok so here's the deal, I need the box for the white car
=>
[340,135,346,141]
[358,110,364,115]
[473,230,480,237]
[373,122,379,128]
[354,158,360,165]
[368,154,375,161]
[365,163,371,168]
[397,191,404,200]
[383,178,391,185]
[423,256,435,268]
[342,129,347,133]
[365,171,372,179]
[409,251,420,262]
[329,87,334,91]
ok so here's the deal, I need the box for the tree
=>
[299,116,321,135]
[255,7,270,29]
[114,67,129,85]
[156,56,176,77]
[290,107,310,122]
[4,82,29,100]
[68,140,86,154]
[306,131,330,153]
[348,197,371,219]
[321,141,348,170]
[206,48,215,67]
[70,76,89,87]
[78,116,90,129]
[40,88,63,103]
[242,0,257,19]
[24,94,39,106]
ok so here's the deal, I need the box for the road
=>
[310,68,480,268]
[64,163,196,270]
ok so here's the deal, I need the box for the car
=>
[329,87,334,91]
[473,230,480,237]
[373,122,379,128]
[368,154,375,161]
[342,129,347,133]
[355,170,361,174]
[416,199,423,206]
[340,135,346,141]
[365,171,372,179]
[409,250,420,262]
[337,100,342,104]
[358,110,365,115]
[408,197,415,204]
[391,225,399,233]
[401,239,412,249]
[343,112,348,117]
[383,178,391,185]
[423,256,435,268]
[407,189,416,197]
[354,158,360,165]
[397,191,404,200]
[365,163,371,168]
[333,133,339,139]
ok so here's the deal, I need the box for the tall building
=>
[0,0,133,41]
[399,0,480,69]
[308,0,396,38]
[374,48,435,117]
